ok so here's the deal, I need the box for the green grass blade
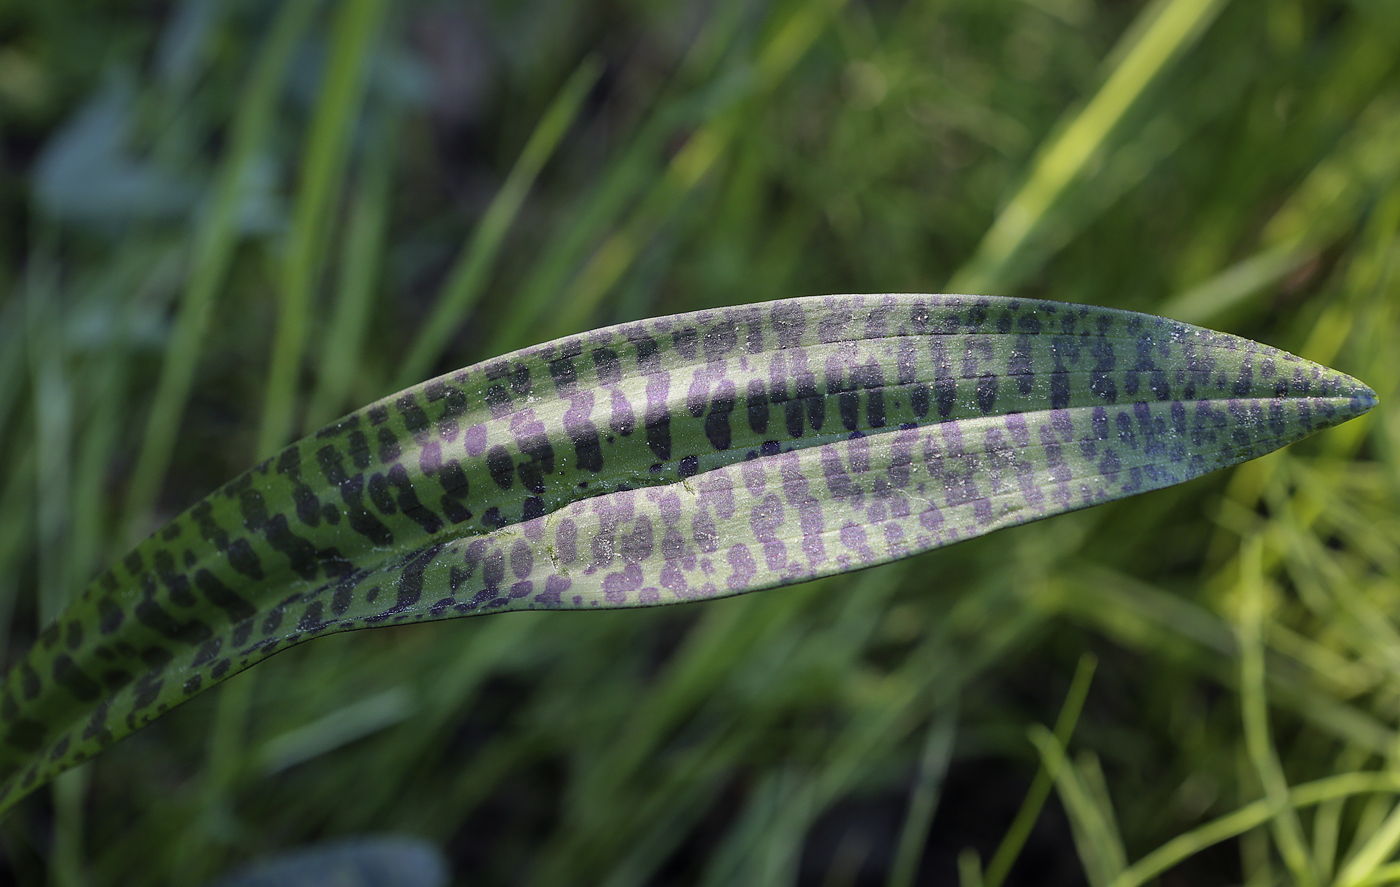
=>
[949,0,1229,295]
[887,705,958,887]
[1238,534,1320,887]
[304,111,400,431]
[121,0,321,541]
[983,653,1097,887]
[0,294,1375,814]
[1109,773,1400,887]
[531,0,850,345]
[1027,728,1127,887]
[1337,801,1400,887]
[259,0,390,457]
[395,57,603,389]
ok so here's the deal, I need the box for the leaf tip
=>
[1329,370,1378,424]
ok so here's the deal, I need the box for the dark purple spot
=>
[593,347,621,384]
[550,355,578,393]
[646,411,672,460]
[568,418,604,473]
[609,389,636,438]
[487,446,514,490]
[747,379,770,434]
[704,381,736,450]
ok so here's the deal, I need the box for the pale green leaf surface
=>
[0,294,1375,813]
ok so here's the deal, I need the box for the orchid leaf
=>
[0,294,1375,813]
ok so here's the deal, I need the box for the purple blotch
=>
[750,493,785,542]
[463,424,487,456]
[725,544,758,590]
[887,428,917,489]
[973,498,994,526]
[693,508,719,553]
[1116,411,1137,449]
[661,563,691,597]
[918,500,945,536]
[840,523,875,563]
[882,522,907,556]
[510,541,534,578]
[620,515,654,563]
[771,302,807,349]
[654,490,683,524]
[482,549,504,596]
[610,388,638,436]
[821,448,862,506]
[554,518,578,564]
[742,458,767,498]
[1006,413,1030,448]
[662,526,686,560]
[420,441,442,475]
[535,575,571,606]
[1098,448,1121,483]
[763,540,787,572]
[699,473,736,519]
[604,563,645,603]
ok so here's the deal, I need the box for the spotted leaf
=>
[0,294,1376,813]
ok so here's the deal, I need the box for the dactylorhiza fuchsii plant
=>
[0,293,1375,814]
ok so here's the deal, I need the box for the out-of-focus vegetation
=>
[0,0,1396,884]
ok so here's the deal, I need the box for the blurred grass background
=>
[1,0,1397,884]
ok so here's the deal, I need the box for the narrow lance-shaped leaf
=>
[0,294,1376,812]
